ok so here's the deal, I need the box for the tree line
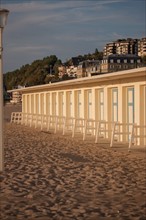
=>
[4,49,103,90]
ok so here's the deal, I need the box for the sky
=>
[1,0,146,73]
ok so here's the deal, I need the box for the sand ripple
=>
[0,123,146,220]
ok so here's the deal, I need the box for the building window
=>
[117,59,120,63]
[130,59,134,63]
[124,59,127,63]
[110,59,114,63]
[137,59,141,63]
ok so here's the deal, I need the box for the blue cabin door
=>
[127,87,134,124]
[112,88,118,122]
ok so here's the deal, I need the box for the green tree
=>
[4,55,62,89]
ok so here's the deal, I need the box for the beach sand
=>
[0,104,146,220]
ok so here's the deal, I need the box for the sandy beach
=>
[0,104,146,220]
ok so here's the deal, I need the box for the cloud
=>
[9,44,54,52]
[2,0,145,72]
[5,0,132,35]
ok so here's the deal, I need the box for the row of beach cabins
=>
[11,112,145,151]
[9,67,146,151]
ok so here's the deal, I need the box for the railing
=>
[47,115,57,132]
[10,112,146,150]
[54,116,65,134]
[110,122,136,147]
[129,125,146,150]
[63,117,75,135]
[83,119,98,141]
[10,112,22,124]
[72,118,86,138]
[41,114,49,130]
[95,121,114,144]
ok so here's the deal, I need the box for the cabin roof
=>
[8,67,146,93]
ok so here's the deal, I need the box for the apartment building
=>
[103,38,146,57]
[100,54,143,73]
[138,37,146,56]
[58,65,66,78]
[10,91,22,103]
[66,65,77,78]
[103,42,116,56]
[77,60,101,78]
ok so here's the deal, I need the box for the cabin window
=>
[112,88,118,122]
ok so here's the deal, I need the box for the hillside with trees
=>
[4,55,62,90]
[4,49,103,90]
[64,49,103,66]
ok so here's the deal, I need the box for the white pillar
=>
[28,94,31,113]
[56,92,59,116]
[34,94,36,114]
[72,90,75,118]
[63,91,66,117]
[44,93,46,115]
[134,83,140,125]
[118,85,122,123]
[38,94,41,114]
[80,89,85,119]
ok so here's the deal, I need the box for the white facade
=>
[10,91,22,103]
